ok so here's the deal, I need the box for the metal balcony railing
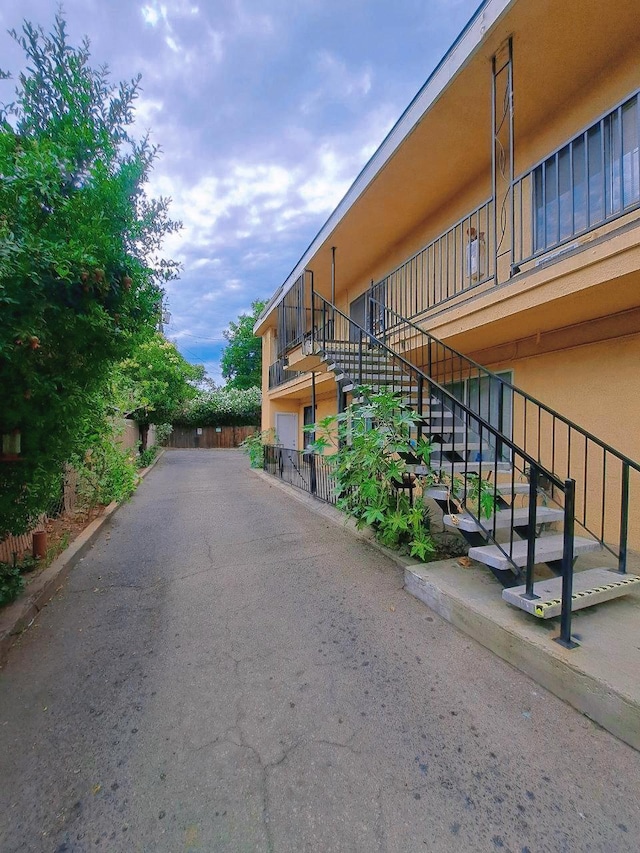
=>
[268,358,302,389]
[370,198,495,329]
[512,90,640,271]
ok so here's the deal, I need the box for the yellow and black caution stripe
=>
[533,575,640,618]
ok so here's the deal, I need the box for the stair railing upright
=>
[310,286,579,647]
[368,295,639,575]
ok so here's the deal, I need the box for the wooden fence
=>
[166,425,258,449]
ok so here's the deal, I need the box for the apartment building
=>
[254,0,640,636]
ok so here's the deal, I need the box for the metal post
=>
[330,246,336,340]
[417,375,424,441]
[331,247,336,305]
[308,270,315,348]
[556,479,578,649]
[358,329,363,387]
[309,372,317,497]
[619,462,629,574]
[521,466,539,600]
[508,38,515,277]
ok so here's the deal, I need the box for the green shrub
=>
[137,445,159,469]
[154,423,173,445]
[307,388,436,560]
[0,562,25,608]
[240,428,275,468]
[174,387,261,427]
[75,437,138,507]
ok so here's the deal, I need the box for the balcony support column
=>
[492,37,514,284]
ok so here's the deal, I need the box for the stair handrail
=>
[312,288,583,648]
[369,295,638,573]
[369,296,640,476]
[312,290,564,491]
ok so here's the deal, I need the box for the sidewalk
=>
[255,469,640,751]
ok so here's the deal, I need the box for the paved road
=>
[1,450,639,853]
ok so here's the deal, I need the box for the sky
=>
[0,0,480,384]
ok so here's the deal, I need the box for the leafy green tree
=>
[116,334,204,446]
[0,14,180,534]
[220,300,266,390]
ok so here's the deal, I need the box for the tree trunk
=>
[140,423,149,452]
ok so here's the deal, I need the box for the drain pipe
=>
[331,246,336,305]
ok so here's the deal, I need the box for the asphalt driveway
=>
[0,449,638,852]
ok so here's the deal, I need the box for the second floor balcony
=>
[271,89,640,362]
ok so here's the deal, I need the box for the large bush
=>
[0,14,179,535]
[174,387,261,427]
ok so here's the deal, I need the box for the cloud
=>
[138,0,205,62]
[301,50,373,115]
[2,0,481,384]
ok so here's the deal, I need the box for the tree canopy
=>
[220,300,266,390]
[0,13,180,534]
[173,387,261,428]
[116,334,204,427]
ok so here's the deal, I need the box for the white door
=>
[275,413,298,450]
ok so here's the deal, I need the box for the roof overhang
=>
[254,0,514,334]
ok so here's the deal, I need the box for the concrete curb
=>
[252,468,640,751]
[0,450,165,668]
[404,564,640,752]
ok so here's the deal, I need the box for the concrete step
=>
[430,442,484,452]
[426,482,530,501]
[431,461,511,475]
[335,373,413,386]
[420,417,458,429]
[346,385,414,399]
[468,535,601,571]
[443,506,565,533]
[425,428,473,438]
[502,568,640,618]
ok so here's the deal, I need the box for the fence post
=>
[310,453,317,496]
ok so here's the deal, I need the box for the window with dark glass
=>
[533,93,639,253]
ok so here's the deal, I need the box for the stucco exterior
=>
[257,0,640,550]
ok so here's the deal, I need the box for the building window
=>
[447,371,513,460]
[303,405,316,446]
[533,93,640,253]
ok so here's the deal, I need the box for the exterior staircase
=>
[307,291,640,646]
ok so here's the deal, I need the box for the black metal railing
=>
[512,90,640,271]
[311,287,586,645]
[263,444,337,505]
[369,198,495,331]
[268,358,302,389]
[368,296,640,576]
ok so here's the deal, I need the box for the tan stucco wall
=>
[258,0,640,553]
[487,334,640,551]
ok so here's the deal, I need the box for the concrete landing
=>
[405,559,640,751]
